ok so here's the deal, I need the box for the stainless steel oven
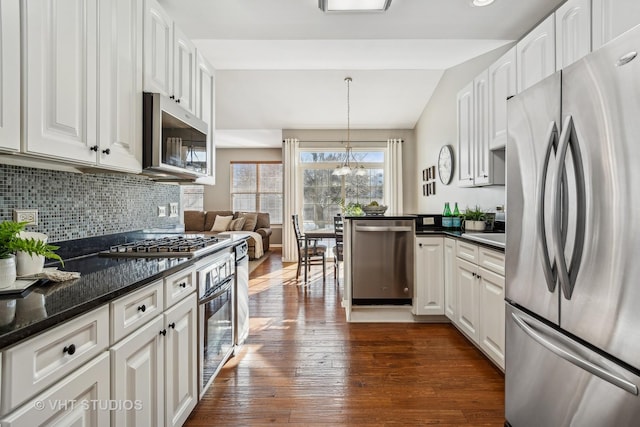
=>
[197,249,235,397]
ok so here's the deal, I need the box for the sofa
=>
[184,210,272,259]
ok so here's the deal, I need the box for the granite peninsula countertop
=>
[0,232,248,349]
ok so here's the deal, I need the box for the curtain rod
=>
[282,139,403,143]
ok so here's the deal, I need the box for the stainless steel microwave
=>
[142,92,210,181]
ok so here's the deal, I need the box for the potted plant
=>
[337,199,364,217]
[0,221,63,288]
[461,206,487,231]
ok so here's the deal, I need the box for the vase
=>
[16,232,48,277]
[462,220,486,231]
[0,255,17,289]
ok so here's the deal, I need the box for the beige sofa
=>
[184,210,271,259]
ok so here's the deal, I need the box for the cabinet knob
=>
[102,148,111,155]
[137,304,146,312]
[477,275,482,280]
[168,322,176,329]
[159,329,167,336]
[418,243,423,247]
[63,344,76,355]
[471,272,476,277]
[483,174,488,178]
[175,99,181,103]
[170,95,175,99]
[90,145,99,152]
[179,282,187,288]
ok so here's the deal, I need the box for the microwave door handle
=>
[538,121,559,292]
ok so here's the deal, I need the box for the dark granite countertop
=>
[0,232,248,349]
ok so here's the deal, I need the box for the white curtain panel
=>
[385,138,404,214]
[282,138,300,262]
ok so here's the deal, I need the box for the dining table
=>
[303,227,335,282]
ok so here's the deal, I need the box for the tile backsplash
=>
[0,165,181,242]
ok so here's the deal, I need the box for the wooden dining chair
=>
[332,215,344,284]
[292,215,327,281]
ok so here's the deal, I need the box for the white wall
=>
[414,44,514,216]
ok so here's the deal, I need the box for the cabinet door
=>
[164,295,198,427]
[456,258,479,343]
[556,0,592,70]
[173,25,197,114]
[0,0,20,152]
[0,353,110,427]
[414,237,444,315]
[23,0,98,164]
[111,315,165,427]
[488,47,516,150]
[444,238,457,323]
[592,0,640,49]
[143,0,173,96]
[456,81,474,187]
[98,0,143,173]
[478,267,505,369]
[196,52,216,180]
[517,14,556,93]
[473,70,490,185]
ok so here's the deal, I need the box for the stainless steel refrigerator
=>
[506,25,640,426]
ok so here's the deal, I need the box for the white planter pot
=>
[0,255,17,289]
[462,220,486,231]
[16,232,48,277]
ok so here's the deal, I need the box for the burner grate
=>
[105,235,224,258]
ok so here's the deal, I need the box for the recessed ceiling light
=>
[319,0,392,12]
[472,0,495,6]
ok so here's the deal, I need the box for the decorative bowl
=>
[362,205,388,216]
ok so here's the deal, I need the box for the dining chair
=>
[332,215,344,284]
[292,215,327,281]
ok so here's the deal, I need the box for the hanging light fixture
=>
[333,77,367,176]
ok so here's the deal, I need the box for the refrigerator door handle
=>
[511,312,639,396]
[553,115,587,300]
[538,121,559,292]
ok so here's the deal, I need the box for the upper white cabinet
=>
[144,0,173,96]
[414,237,445,316]
[0,0,20,152]
[173,26,197,114]
[98,0,144,173]
[517,14,556,92]
[556,0,592,70]
[473,70,491,185]
[456,81,474,187]
[196,52,216,180]
[592,0,640,49]
[488,47,516,150]
[23,0,99,164]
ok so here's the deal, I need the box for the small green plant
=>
[462,206,486,221]
[337,199,364,216]
[0,221,63,265]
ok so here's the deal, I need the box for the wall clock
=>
[438,145,453,185]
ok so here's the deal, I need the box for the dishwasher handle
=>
[354,225,413,232]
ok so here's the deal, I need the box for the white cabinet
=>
[488,47,516,150]
[517,14,556,93]
[556,0,592,70]
[456,81,474,186]
[0,0,20,152]
[592,0,640,49]
[196,52,216,181]
[173,26,197,114]
[473,70,490,185]
[414,237,444,316]
[443,238,457,323]
[97,0,144,173]
[478,266,505,369]
[455,258,480,343]
[143,0,173,96]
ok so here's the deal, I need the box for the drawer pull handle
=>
[168,322,176,329]
[102,148,111,155]
[179,282,187,288]
[138,305,146,312]
[159,329,167,336]
[63,344,76,355]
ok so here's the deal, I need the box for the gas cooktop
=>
[101,235,229,258]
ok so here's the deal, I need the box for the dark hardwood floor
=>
[186,249,505,426]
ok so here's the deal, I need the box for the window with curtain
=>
[231,162,283,224]
[299,150,384,230]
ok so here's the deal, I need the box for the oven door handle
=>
[199,277,234,304]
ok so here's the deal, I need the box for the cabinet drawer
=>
[456,240,479,263]
[111,280,164,344]
[0,306,109,415]
[479,247,505,276]
[165,266,196,309]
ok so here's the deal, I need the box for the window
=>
[300,150,384,230]
[231,162,283,224]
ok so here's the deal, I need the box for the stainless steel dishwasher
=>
[351,218,415,304]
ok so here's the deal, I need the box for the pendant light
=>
[333,77,367,176]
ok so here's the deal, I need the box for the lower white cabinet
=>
[455,258,480,342]
[414,237,445,315]
[478,267,505,369]
[443,238,457,323]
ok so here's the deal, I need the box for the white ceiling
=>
[160,0,565,147]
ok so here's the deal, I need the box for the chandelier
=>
[333,77,367,176]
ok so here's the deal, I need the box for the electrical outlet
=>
[169,203,178,217]
[158,206,167,217]
[13,209,38,226]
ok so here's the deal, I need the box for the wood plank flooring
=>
[186,249,505,426]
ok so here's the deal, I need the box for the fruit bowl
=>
[362,205,388,215]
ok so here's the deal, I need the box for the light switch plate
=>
[158,206,167,217]
[13,209,38,226]
[169,203,178,217]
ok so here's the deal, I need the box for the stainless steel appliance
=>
[234,241,249,346]
[506,26,640,426]
[103,235,227,258]
[142,92,210,181]
[351,218,414,303]
[197,249,235,397]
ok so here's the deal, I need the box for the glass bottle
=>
[452,202,461,228]
[442,202,452,228]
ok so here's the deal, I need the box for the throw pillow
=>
[239,213,258,231]
[228,217,246,231]
[211,215,233,232]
